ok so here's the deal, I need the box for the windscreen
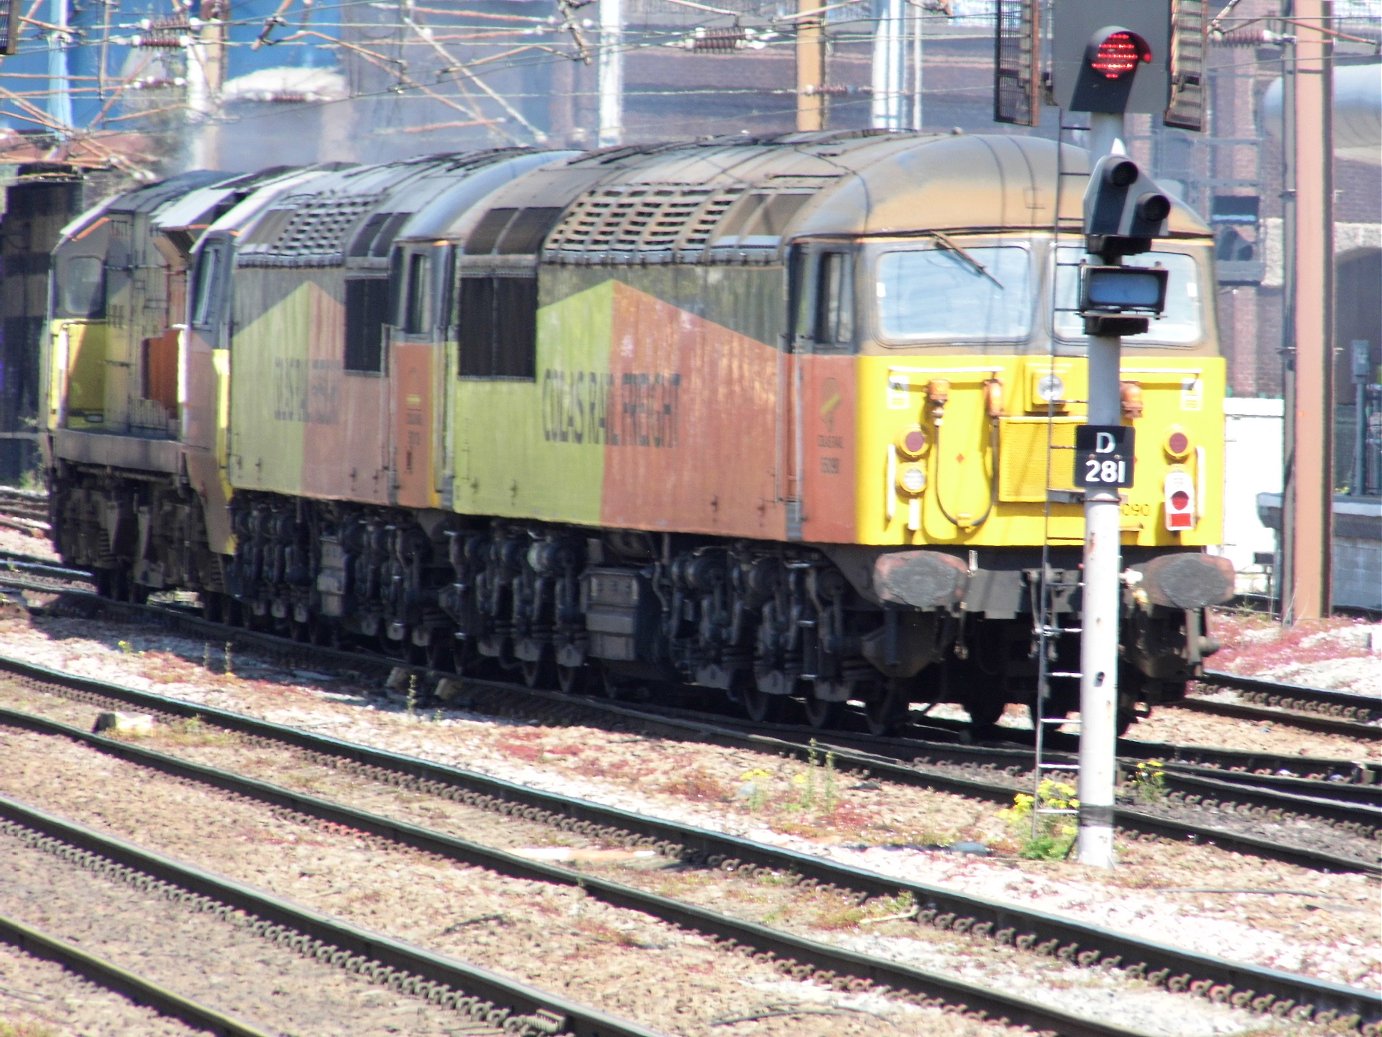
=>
[875,244,1034,342]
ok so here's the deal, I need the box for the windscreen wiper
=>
[931,231,1004,289]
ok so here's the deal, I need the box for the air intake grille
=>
[240,194,381,265]
[544,184,747,261]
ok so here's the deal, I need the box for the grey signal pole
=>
[1075,111,1126,870]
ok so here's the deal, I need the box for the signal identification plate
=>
[1076,424,1136,488]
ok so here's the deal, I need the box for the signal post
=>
[1046,0,1180,868]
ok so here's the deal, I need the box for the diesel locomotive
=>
[40,130,1234,733]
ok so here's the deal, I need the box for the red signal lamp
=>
[1090,30,1153,80]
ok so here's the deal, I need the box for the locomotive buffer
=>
[1050,0,1179,868]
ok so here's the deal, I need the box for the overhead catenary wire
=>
[2,1,1375,167]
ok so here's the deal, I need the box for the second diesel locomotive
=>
[41,131,1234,732]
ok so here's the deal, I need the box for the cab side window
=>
[189,241,227,330]
[55,255,105,318]
[791,247,855,354]
[402,252,430,335]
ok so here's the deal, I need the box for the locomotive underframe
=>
[47,468,1224,732]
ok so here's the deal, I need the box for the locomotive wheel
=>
[380,633,409,660]
[801,692,844,730]
[222,596,244,628]
[425,636,455,674]
[1116,707,1135,737]
[864,685,909,737]
[1028,700,1071,731]
[452,638,483,678]
[598,666,639,701]
[309,617,340,648]
[200,592,225,623]
[520,650,556,690]
[741,685,785,724]
[964,697,1006,729]
[556,662,587,695]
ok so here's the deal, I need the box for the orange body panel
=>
[391,341,437,509]
[796,356,858,542]
[598,285,785,538]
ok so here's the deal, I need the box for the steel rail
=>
[3,648,1378,875]
[1202,671,1381,719]
[459,686,1382,863]
[1,673,1377,1032]
[0,913,273,1037]
[1171,695,1382,740]
[0,708,1167,1037]
[0,794,665,1037]
[1194,670,1382,733]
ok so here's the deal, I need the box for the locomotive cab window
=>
[401,252,431,335]
[54,255,104,318]
[189,239,230,330]
[791,247,855,353]
[873,242,1033,343]
[1053,247,1203,346]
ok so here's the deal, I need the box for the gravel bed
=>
[0,825,494,1037]
[0,722,1021,1037]
[0,533,1378,1035]
[0,937,206,1037]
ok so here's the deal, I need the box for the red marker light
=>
[1164,468,1196,531]
[1091,31,1152,80]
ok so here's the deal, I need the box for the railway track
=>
[1,658,1377,1035]
[1,567,1378,866]
[0,911,260,1037]
[0,792,659,1037]
[0,487,49,534]
[1184,671,1382,736]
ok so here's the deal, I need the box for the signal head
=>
[1089,29,1153,81]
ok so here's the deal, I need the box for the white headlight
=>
[1037,374,1065,403]
[898,465,927,495]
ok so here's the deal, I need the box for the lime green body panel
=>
[451,280,611,524]
[227,275,391,504]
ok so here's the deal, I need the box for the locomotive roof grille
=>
[239,193,381,265]
[543,183,751,263]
